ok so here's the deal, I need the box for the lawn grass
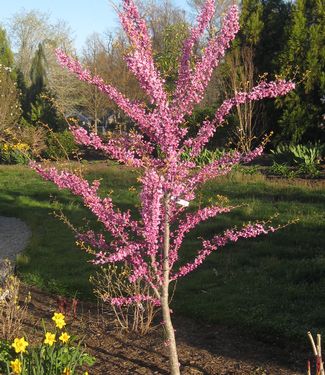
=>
[0,162,324,343]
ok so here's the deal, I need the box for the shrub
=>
[19,124,47,158]
[0,143,30,164]
[90,265,157,334]
[269,161,298,178]
[0,260,30,341]
[181,147,228,166]
[270,142,324,178]
[44,130,78,160]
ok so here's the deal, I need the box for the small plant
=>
[234,164,259,175]
[269,161,297,178]
[297,163,320,178]
[0,143,30,165]
[181,147,228,166]
[289,143,323,166]
[18,124,48,158]
[0,312,95,375]
[270,142,324,178]
[270,144,293,164]
[44,130,78,160]
[90,264,157,334]
[0,260,30,341]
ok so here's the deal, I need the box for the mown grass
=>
[0,162,324,343]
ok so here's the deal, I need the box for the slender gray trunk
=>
[161,195,180,375]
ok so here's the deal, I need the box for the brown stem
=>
[161,194,180,375]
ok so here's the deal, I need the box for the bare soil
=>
[18,284,309,375]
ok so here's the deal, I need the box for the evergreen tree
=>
[238,0,264,47]
[256,0,291,75]
[277,0,325,144]
[253,0,292,142]
[0,27,14,68]
[25,42,65,131]
[29,43,47,104]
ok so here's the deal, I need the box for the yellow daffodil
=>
[44,332,56,346]
[12,337,28,354]
[52,312,66,329]
[10,358,22,374]
[62,367,71,375]
[59,332,70,343]
[84,372,89,375]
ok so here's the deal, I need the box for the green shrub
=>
[44,130,78,160]
[289,143,323,167]
[181,147,229,166]
[0,143,30,165]
[269,162,297,178]
[270,142,324,178]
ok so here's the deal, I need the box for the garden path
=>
[0,216,31,261]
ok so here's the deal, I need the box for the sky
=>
[0,0,191,52]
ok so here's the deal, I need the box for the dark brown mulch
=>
[20,285,307,375]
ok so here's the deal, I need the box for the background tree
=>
[155,22,189,91]
[142,0,187,51]
[9,10,50,85]
[277,0,325,144]
[0,65,21,139]
[9,10,73,84]
[219,0,264,151]
[255,0,291,75]
[0,27,14,68]
[8,10,74,132]
[21,43,65,131]
[80,33,112,134]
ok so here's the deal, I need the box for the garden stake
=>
[308,332,325,375]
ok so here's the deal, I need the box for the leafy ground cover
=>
[0,162,324,345]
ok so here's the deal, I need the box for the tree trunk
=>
[162,195,180,375]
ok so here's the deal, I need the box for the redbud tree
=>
[31,1,295,373]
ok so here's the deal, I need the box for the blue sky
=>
[1,0,191,52]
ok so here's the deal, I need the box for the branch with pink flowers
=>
[172,222,277,280]
[185,79,295,157]
[172,5,240,121]
[30,161,137,241]
[70,126,154,167]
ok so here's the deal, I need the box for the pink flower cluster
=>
[120,0,168,109]
[70,126,154,167]
[107,295,161,307]
[32,0,295,306]
[175,0,216,99]
[173,5,240,122]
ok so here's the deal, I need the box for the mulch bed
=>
[20,284,307,375]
